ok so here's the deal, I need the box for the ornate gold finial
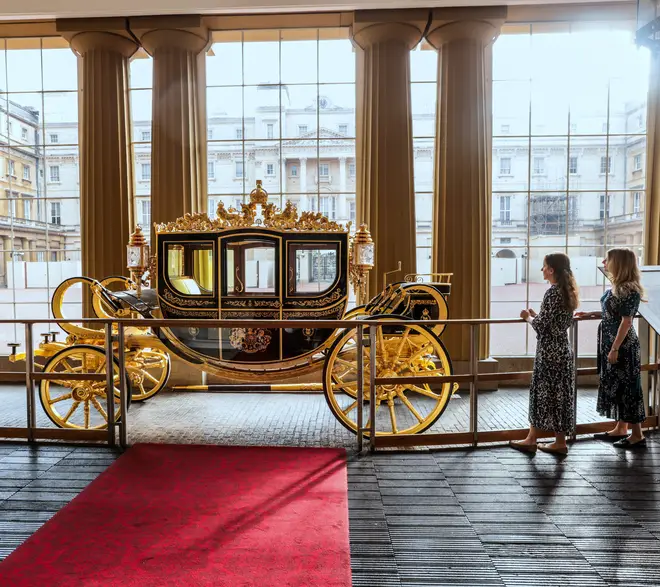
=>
[129,225,147,247]
[249,179,268,205]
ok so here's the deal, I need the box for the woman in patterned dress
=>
[580,248,646,449]
[510,253,579,455]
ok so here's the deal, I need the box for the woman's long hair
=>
[606,248,644,298]
[545,253,579,312]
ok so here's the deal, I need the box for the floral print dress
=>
[528,285,575,433]
[596,289,646,424]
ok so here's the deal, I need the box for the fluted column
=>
[427,8,506,361]
[65,28,137,282]
[131,17,210,233]
[352,11,427,297]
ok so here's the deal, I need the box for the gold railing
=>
[0,315,658,452]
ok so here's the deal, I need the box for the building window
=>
[50,133,59,144]
[499,157,511,175]
[207,160,215,180]
[298,125,308,136]
[141,130,151,141]
[138,199,151,228]
[21,127,28,140]
[319,163,329,178]
[22,165,30,181]
[266,163,275,176]
[266,124,273,139]
[600,156,612,174]
[499,195,511,224]
[290,165,298,176]
[9,160,15,176]
[235,160,244,178]
[140,163,151,181]
[634,154,642,171]
[533,157,545,175]
[338,124,348,134]
[50,202,61,225]
[569,156,578,175]
[320,195,336,219]
[633,191,641,216]
[500,124,510,134]
[49,165,60,182]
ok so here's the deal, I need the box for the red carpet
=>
[0,444,351,587]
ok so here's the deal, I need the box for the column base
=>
[452,357,499,392]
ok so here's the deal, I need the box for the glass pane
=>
[411,83,436,138]
[225,239,277,296]
[130,53,153,89]
[42,47,78,91]
[410,45,437,83]
[167,242,214,295]
[290,243,338,294]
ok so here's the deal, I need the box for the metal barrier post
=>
[24,323,35,442]
[469,324,479,447]
[105,322,116,447]
[369,325,377,451]
[356,324,364,452]
[117,324,129,450]
[571,320,579,441]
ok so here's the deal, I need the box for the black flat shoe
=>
[594,432,628,441]
[613,437,647,449]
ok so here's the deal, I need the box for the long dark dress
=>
[596,289,646,423]
[528,285,575,433]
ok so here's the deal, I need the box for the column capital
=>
[351,9,428,51]
[57,18,138,57]
[426,6,507,49]
[129,15,210,55]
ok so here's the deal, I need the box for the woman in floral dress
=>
[510,253,579,455]
[582,248,646,448]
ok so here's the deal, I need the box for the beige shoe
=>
[538,443,568,455]
[509,441,537,454]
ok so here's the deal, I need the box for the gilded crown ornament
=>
[155,180,348,234]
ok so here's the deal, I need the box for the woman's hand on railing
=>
[574,311,601,320]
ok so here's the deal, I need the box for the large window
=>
[490,25,650,356]
[205,29,356,230]
[0,38,81,351]
[129,50,153,236]
[411,43,437,276]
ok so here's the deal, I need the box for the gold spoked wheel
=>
[125,348,171,402]
[323,318,453,436]
[39,345,126,430]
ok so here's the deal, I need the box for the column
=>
[131,17,210,233]
[352,10,427,297]
[300,157,307,202]
[59,24,137,282]
[426,8,506,361]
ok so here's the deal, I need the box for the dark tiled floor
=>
[0,435,659,586]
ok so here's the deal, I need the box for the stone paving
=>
[0,385,603,447]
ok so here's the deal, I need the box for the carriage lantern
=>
[349,223,374,305]
[126,225,150,298]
